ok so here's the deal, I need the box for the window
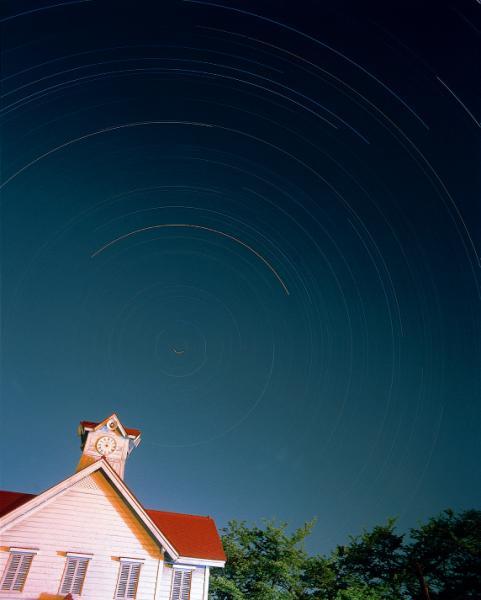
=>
[115,560,142,599]
[170,568,193,600]
[1,549,36,592]
[59,555,90,595]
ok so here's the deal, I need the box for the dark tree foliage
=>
[209,509,481,600]
[404,509,481,600]
[335,519,405,599]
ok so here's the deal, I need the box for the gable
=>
[0,461,225,565]
[0,461,178,559]
[1,471,162,558]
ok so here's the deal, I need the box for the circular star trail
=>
[1,0,479,551]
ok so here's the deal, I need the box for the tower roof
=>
[79,414,141,439]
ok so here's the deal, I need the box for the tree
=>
[209,510,481,600]
[333,583,393,600]
[301,554,338,599]
[334,518,405,599]
[404,509,481,600]
[210,519,314,599]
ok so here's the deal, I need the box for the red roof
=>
[147,509,226,561]
[0,490,35,518]
[0,490,225,562]
[80,420,141,438]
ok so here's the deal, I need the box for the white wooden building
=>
[0,414,225,599]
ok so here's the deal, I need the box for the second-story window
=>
[59,554,91,595]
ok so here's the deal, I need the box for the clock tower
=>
[76,413,141,479]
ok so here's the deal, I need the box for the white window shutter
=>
[116,562,142,599]
[116,562,130,598]
[72,557,89,594]
[181,570,192,598]
[1,552,34,591]
[127,563,141,598]
[60,556,90,594]
[171,569,193,600]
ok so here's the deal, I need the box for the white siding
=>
[0,472,169,599]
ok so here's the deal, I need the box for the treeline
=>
[209,508,481,600]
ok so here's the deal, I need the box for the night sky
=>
[1,0,480,553]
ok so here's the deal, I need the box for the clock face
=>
[96,435,117,456]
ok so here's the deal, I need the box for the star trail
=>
[1,0,479,552]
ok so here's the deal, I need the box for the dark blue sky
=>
[1,0,480,553]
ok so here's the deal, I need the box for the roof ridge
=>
[146,508,212,520]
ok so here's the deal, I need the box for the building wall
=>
[0,472,207,600]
